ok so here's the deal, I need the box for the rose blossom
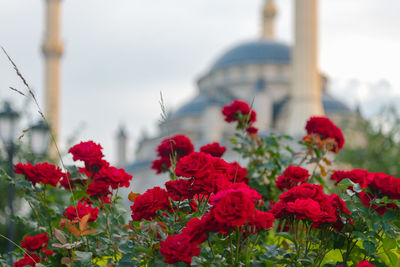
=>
[160,234,200,265]
[222,100,256,125]
[152,135,194,174]
[210,184,257,228]
[94,166,133,189]
[14,254,40,267]
[304,116,345,152]
[14,162,66,187]
[200,142,226,158]
[63,201,99,222]
[21,233,49,251]
[130,187,171,221]
[68,141,104,168]
[275,166,310,191]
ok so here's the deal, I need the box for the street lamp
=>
[0,103,50,259]
[0,102,20,254]
[30,120,50,156]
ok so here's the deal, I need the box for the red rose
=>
[246,126,258,135]
[200,142,226,158]
[356,260,376,267]
[287,199,324,222]
[225,162,249,184]
[94,166,133,189]
[152,135,194,174]
[181,217,208,245]
[130,187,171,221]
[14,162,66,187]
[273,183,342,225]
[369,172,393,195]
[175,152,214,179]
[21,233,49,251]
[14,254,40,267]
[86,180,112,200]
[165,179,194,200]
[249,211,275,231]
[160,234,201,265]
[211,158,248,184]
[151,157,171,174]
[328,193,351,215]
[279,183,324,203]
[276,166,309,191]
[304,116,345,152]
[68,141,104,168]
[63,201,99,222]
[222,100,256,125]
[210,186,256,228]
[330,169,370,188]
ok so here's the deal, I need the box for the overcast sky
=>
[1,0,400,164]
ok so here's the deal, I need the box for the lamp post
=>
[0,102,19,254]
[30,120,50,157]
[0,102,50,258]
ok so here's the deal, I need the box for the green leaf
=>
[385,250,398,266]
[276,232,295,244]
[74,251,93,264]
[337,178,355,189]
[229,138,239,145]
[363,240,376,255]
[383,238,397,251]
[353,183,362,193]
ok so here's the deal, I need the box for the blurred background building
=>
[124,0,353,193]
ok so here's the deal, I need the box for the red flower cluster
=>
[275,166,310,191]
[222,100,257,134]
[271,183,350,228]
[14,254,40,267]
[222,100,256,124]
[160,183,274,265]
[356,260,376,267]
[68,141,104,170]
[304,116,345,152]
[200,142,226,158]
[14,162,68,187]
[330,169,370,188]
[152,135,194,174]
[130,187,172,221]
[173,152,248,196]
[67,141,133,203]
[339,260,375,267]
[331,169,400,214]
[21,233,49,251]
[160,233,201,265]
[63,201,99,222]
[15,233,53,267]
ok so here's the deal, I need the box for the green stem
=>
[235,227,242,265]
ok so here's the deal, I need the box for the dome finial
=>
[261,0,277,39]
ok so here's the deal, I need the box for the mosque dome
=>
[211,40,291,71]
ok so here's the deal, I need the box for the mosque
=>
[121,0,352,193]
[39,0,352,193]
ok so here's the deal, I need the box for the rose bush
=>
[2,100,400,266]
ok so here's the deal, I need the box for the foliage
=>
[1,100,400,267]
[337,106,400,177]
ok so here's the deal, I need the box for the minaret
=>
[285,0,324,136]
[116,126,128,167]
[42,0,63,156]
[261,0,277,39]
